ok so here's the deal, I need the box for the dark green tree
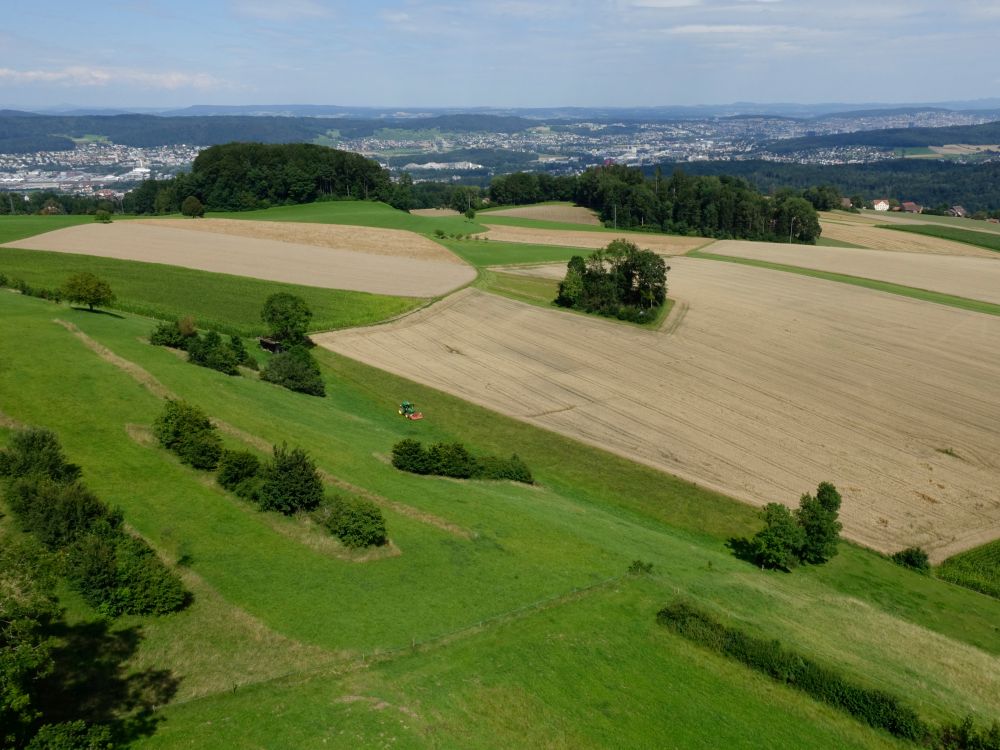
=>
[180,195,205,217]
[60,272,114,311]
[217,450,261,491]
[751,503,806,570]
[258,443,324,515]
[186,330,240,376]
[260,345,325,396]
[795,482,843,564]
[0,428,81,483]
[261,293,312,344]
[891,547,930,574]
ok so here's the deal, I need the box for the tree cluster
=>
[556,239,668,323]
[153,400,223,470]
[748,482,843,570]
[123,142,399,215]
[217,443,324,516]
[0,428,188,618]
[258,293,325,396]
[391,439,533,484]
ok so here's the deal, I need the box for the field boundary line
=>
[688,252,1000,316]
[159,572,632,710]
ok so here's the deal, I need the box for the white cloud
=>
[666,23,787,34]
[0,66,228,90]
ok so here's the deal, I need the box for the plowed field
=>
[705,240,1000,303]
[480,224,707,254]
[6,222,475,297]
[317,259,1000,560]
[485,204,601,225]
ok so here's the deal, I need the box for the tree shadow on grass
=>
[35,618,180,745]
[726,536,758,564]
[68,306,125,318]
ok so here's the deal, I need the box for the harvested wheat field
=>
[481,224,708,254]
[318,260,1000,560]
[6,223,475,297]
[705,240,1000,303]
[136,217,465,263]
[410,208,461,218]
[486,204,601,225]
[820,219,996,257]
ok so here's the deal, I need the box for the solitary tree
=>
[796,481,843,564]
[751,503,806,570]
[261,293,313,344]
[60,272,114,311]
[180,195,205,218]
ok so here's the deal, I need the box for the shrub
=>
[261,345,325,396]
[180,195,204,218]
[628,559,654,575]
[26,720,113,750]
[891,546,931,574]
[187,330,240,376]
[427,442,478,479]
[228,334,257,370]
[93,209,112,224]
[153,400,222,470]
[6,476,115,551]
[390,439,431,474]
[476,454,534,483]
[0,428,81,483]
[750,503,805,570]
[316,495,388,548]
[217,450,261,491]
[258,443,324,515]
[149,319,195,350]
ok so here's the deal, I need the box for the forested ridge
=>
[767,119,1000,153]
[659,159,1000,212]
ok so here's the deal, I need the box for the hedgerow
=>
[390,439,533,484]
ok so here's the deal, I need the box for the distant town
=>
[0,107,996,195]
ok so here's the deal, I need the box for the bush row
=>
[390,439,533,484]
[0,428,188,616]
[150,319,326,396]
[0,272,62,302]
[153,401,387,548]
[656,601,1000,748]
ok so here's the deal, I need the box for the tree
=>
[751,503,806,570]
[0,428,81,483]
[261,293,312,345]
[60,272,114,311]
[93,209,112,223]
[258,443,324,515]
[153,400,222,470]
[260,345,325,396]
[186,330,240,376]
[795,482,843,564]
[180,195,205,218]
[891,547,930,574]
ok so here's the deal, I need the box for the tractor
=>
[398,401,424,421]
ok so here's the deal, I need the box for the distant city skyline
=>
[2,1,998,110]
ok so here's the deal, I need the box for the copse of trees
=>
[122,142,405,214]
[153,400,223,470]
[556,239,668,323]
[747,482,843,570]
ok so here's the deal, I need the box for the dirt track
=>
[317,260,1000,560]
[705,240,1000,303]
[485,204,601,225]
[6,223,475,297]
[480,224,708,254]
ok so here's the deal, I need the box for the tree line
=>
[487,165,822,243]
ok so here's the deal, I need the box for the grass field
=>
[689,249,1000,317]
[879,223,1000,253]
[0,214,94,244]
[937,539,1000,599]
[210,200,488,236]
[4,291,1000,746]
[0,245,421,335]
[439,237,589,266]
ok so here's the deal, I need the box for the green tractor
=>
[398,401,424,421]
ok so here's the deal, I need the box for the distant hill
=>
[0,112,535,153]
[767,120,1000,153]
[655,159,1000,211]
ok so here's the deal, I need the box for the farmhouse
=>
[949,205,969,217]
[873,198,890,211]
[901,201,923,214]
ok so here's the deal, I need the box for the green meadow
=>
[1,289,998,748]
[879,222,1000,252]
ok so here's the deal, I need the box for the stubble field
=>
[819,214,997,256]
[318,259,1000,560]
[6,221,475,297]
[478,223,708,253]
[484,203,601,225]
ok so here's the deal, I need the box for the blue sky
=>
[1,1,998,109]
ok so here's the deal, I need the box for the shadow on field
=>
[35,618,180,744]
[726,536,757,564]
[68,306,125,318]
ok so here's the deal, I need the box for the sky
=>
[1,0,998,110]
